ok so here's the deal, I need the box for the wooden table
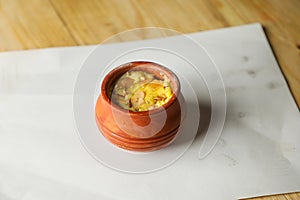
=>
[0,0,299,199]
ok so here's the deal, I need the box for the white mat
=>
[0,23,299,200]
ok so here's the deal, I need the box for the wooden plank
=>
[0,0,76,51]
[0,6,25,50]
[48,0,235,44]
[244,194,289,200]
[285,192,300,200]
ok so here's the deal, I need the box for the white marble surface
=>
[0,23,299,200]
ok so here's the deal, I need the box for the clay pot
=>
[95,61,181,152]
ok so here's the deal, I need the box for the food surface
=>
[111,70,173,111]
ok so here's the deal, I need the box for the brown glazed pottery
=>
[95,61,181,152]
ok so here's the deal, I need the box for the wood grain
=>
[285,193,300,200]
[0,0,299,199]
[247,193,295,200]
[0,0,76,50]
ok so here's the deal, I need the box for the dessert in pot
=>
[95,61,181,152]
[111,70,173,112]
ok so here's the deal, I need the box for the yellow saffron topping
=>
[111,70,173,112]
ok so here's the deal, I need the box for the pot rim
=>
[100,61,180,116]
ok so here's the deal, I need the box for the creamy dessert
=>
[111,70,173,111]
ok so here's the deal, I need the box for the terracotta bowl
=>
[95,61,181,152]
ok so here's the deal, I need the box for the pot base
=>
[98,123,179,152]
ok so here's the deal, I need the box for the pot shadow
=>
[196,100,212,139]
[169,95,212,149]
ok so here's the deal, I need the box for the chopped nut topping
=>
[111,70,173,111]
